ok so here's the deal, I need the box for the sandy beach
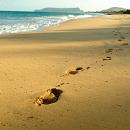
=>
[0,14,130,130]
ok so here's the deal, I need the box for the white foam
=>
[0,14,93,35]
[75,14,92,19]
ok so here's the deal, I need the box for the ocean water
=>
[0,11,102,35]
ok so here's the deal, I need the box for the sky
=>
[0,0,130,11]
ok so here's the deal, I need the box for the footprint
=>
[121,43,129,46]
[86,67,91,70]
[65,69,78,75]
[63,67,84,76]
[75,67,83,71]
[103,56,112,61]
[114,33,118,36]
[34,88,63,106]
[118,39,122,42]
[56,82,65,87]
[105,48,113,53]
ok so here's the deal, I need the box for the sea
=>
[0,11,103,35]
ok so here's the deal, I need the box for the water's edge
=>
[0,11,104,35]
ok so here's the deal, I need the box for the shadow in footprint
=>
[118,39,122,42]
[34,88,63,106]
[76,67,83,71]
[121,43,129,46]
[86,67,91,70]
[114,33,118,36]
[51,88,63,99]
[105,48,113,53]
[63,66,84,76]
[103,56,112,61]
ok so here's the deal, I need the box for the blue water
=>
[0,11,102,34]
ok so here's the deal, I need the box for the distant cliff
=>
[34,8,84,14]
[101,7,126,13]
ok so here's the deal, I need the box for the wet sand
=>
[0,15,130,130]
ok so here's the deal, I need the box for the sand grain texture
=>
[0,15,130,130]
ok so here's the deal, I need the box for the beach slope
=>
[0,15,130,130]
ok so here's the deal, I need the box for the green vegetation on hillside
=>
[106,9,130,15]
[123,9,130,14]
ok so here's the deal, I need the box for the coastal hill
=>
[101,7,127,12]
[34,7,84,14]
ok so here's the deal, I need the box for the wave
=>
[0,14,93,35]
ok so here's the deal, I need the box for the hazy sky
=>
[0,0,130,11]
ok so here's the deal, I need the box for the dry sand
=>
[0,14,130,130]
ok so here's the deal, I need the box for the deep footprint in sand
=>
[103,56,112,61]
[118,39,123,42]
[65,69,78,75]
[75,67,84,71]
[105,48,113,53]
[56,82,65,87]
[34,88,63,106]
[63,67,84,76]
[121,43,129,46]
[86,67,91,70]
[56,82,70,87]
[114,33,118,36]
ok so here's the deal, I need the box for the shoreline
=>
[0,14,125,38]
[0,14,130,130]
[0,14,103,37]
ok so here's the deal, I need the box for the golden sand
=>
[0,15,130,130]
